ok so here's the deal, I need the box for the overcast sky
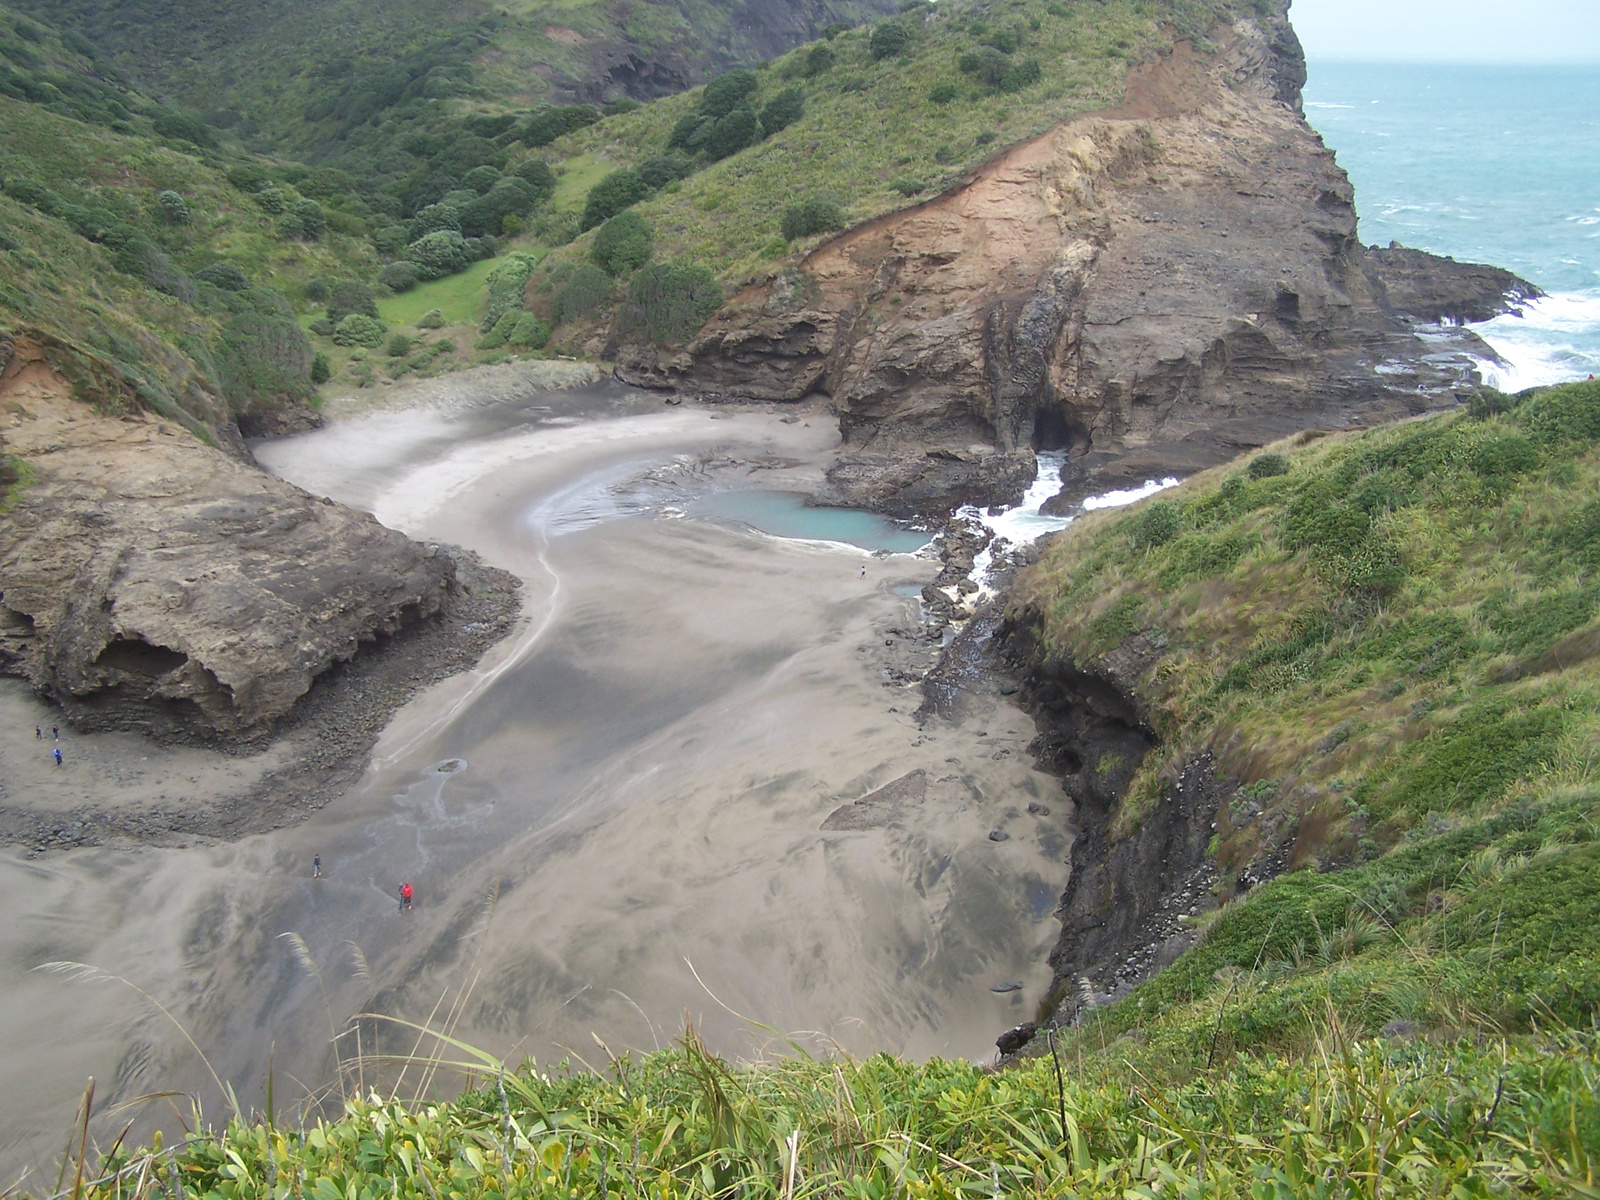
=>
[1290,0,1600,62]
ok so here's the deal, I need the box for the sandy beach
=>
[0,374,1072,1183]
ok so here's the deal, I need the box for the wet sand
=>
[0,381,1072,1182]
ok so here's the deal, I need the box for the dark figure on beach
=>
[860,564,867,579]
[313,854,322,879]
[51,726,58,741]
[53,747,62,766]
[399,881,413,912]
[34,726,41,740]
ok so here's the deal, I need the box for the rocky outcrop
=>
[993,610,1225,1026]
[0,336,456,740]
[635,2,1529,513]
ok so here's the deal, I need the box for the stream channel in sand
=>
[0,378,1092,1179]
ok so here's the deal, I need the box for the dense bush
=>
[332,313,386,348]
[780,197,845,240]
[405,229,471,279]
[637,154,691,190]
[279,198,326,240]
[590,210,653,276]
[552,263,611,324]
[462,165,500,194]
[616,262,722,344]
[155,189,189,224]
[408,202,462,242]
[255,186,289,214]
[703,103,760,160]
[805,44,835,75]
[193,262,249,292]
[870,21,912,59]
[149,106,215,147]
[505,313,550,349]
[226,164,271,193]
[310,352,331,384]
[379,262,420,292]
[1248,451,1291,479]
[928,80,958,103]
[518,104,599,148]
[998,56,1042,92]
[580,168,648,232]
[459,177,538,237]
[480,254,539,332]
[508,157,556,200]
[759,87,804,135]
[215,312,314,412]
[386,333,413,358]
[327,280,379,322]
[889,178,924,196]
[416,308,445,329]
[700,70,759,119]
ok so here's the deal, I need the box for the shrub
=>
[194,262,250,292]
[668,114,714,154]
[379,262,421,292]
[933,144,955,164]
[385,333,413,358]
[959,46,1011,87]
[616,262,722,345]
[463,165,501,194]
[509,157,556,201]
[781,197,845,240]
[822,21,848,38]
[1129,500,1182,549]
[759,87,805,135]
[308,316,335,337]
[304,276,329,303]
[519,104,599,147]
[502,214,524,237]
[805,44,836,75]
[553,263,612,324]
[226,164,271,193]
[638,154,691,190]
[150,106,215,147]
[372,225,409,256]
[985,28,1021,53]
[704,104,760,160]
[405,230,472,280]
[156,190,189,225]
[113,237,192,300]
[310,352,331,384]
[928,81,958,103]
[975,130,998,145]
[998,56,1042,93]
[328,280,379,322]
[475,311,519,350]
[280,198,326,240]
[417,308,446,329]
[255,186,289,214]
[506,313,551,349]
[215,312,314,412]
[1248,452,1291,479]
[591,210,653,276]
[408,202,462,242]
[889,178,925,197]
[700,70,759,119]
[332,314,386,348]
[581,168,648,232]
[870,21,912,59]
[461,178,538,236]
[481,254,540,332]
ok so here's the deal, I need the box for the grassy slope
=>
[529,0,1253,296]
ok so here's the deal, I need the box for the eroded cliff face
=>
[622,4,1526,515]
[0,335,456,739]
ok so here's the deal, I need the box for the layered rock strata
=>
[621,3,1529,514]
[0,335,457,739]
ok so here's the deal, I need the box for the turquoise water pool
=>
[689,491,932,554]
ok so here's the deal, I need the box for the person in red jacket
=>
[399,881,413,912]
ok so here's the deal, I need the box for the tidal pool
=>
[689,490,933,554]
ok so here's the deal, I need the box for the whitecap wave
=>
[1472,290,1600,391]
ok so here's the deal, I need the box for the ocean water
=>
[1303,61,1600,389]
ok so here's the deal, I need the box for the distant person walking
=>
[399,881,413,912]
[51,725,58,741]
[860,564,867,579]
[34,725,41,740]
[52,747,62,766]
[312,854,323,879]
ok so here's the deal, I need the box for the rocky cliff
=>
[622,2,1530,516]
[0,332,464,740]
